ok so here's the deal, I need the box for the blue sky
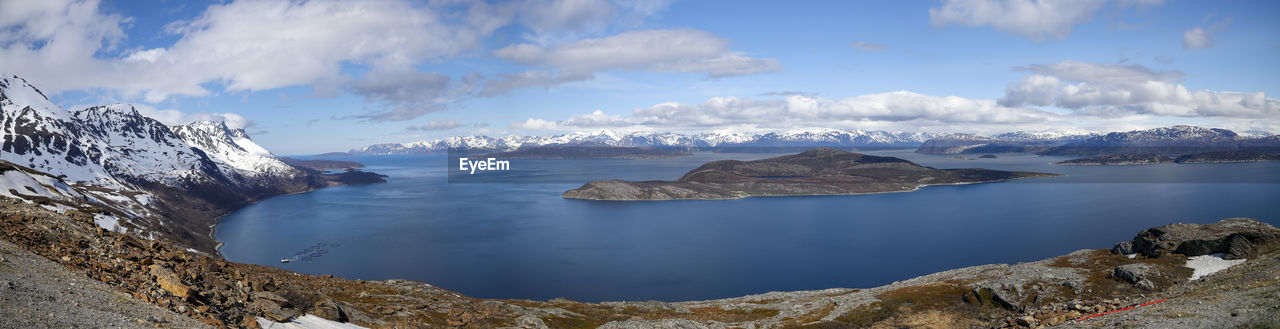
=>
[1,0,1277,154]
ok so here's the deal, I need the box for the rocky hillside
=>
[563,148,1056,200]
[0,74,357,254]
[2,195,1276,328]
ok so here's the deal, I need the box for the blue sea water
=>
[215,150,1280,302]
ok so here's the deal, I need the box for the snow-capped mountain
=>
[1040,125,1271,156]
[0,73,311,253]
[171,120,298,180]
[349,128,943,155]
[916,131,1098,154]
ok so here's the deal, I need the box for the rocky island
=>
[563,148,1057,200]
[1172,150,1280,164]
[1054,154,1176,165]
[1056,151,1280,166]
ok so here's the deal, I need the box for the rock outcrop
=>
[1113,217,1280,259]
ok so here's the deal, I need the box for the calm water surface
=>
[216,150,1280,302]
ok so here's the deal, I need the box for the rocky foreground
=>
[564,148,1056,200]
[3,195,1278,328]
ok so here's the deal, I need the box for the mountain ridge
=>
[0,73,356,254]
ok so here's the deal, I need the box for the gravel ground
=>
[0,239,214,329]
[1053,247,1280,329]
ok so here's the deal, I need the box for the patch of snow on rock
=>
[93,213,121,233]
[1186,253,1246,280]
[257,315,367,329]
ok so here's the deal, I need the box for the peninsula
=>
[563,148,1057,200]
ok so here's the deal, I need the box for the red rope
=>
[1075,299,1167,322]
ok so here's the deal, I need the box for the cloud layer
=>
[518,60,1278,133]
[492,29,780,79]
[0,0,774,122]
[928,0,1165,41]
[514,92,1060,132]
[1000,61,1277,118]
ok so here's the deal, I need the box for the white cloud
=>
[406,120,470,131]
[929,0,1109,41]
[0,0,507,102]
[1182,18,1229,50]
[650,53,782,78]
[493,29,779,78]
[129,104,255,129]
[999,60,1278,118]
[519,0,616,32]
[0,0,710,121]
[477,70,594,98]
[510,118,564,130]
[1182,27,1212,49]
[999,75,1061,107]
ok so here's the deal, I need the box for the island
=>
[482,144,691,159]
[1053,154,1175,165]
[1173,151,1280,164]
[563,148,1057,200]
[278,157,387,186]
[278,157,366,171]
[1055,151,1280,165]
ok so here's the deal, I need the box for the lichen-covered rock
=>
[1124,218,1280,259]
[310,298,348,322]
[148,264,191,299]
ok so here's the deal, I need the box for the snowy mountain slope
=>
[1,75,119,186]
[170,121,299,181]
[73,104,216,184]
[916,131,1100,154]
[0,159,134,232]
[0,73,316,253]
[230,128,273,156]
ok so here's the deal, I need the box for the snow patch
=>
[257,315,367,329]
[93,213,121,232]
[1186,253,1246,280]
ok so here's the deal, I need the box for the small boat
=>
[280,258,291,263]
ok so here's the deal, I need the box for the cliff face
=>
[564,148,1056,200]
[3,197,1277,328]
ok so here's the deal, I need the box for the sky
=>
[1,0,1277,154]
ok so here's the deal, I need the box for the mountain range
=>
[1,74,324,253]
[349,129,949,155]
[350,126,1278,157]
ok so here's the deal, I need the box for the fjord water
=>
[215,151,1280,302]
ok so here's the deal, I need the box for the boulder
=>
[251,299,298,322]
[1121,218,1280,259]
[1112,263,1154,284]
[311,298,348,322]
[1111,240,1135,255]
[148,264,191,300]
